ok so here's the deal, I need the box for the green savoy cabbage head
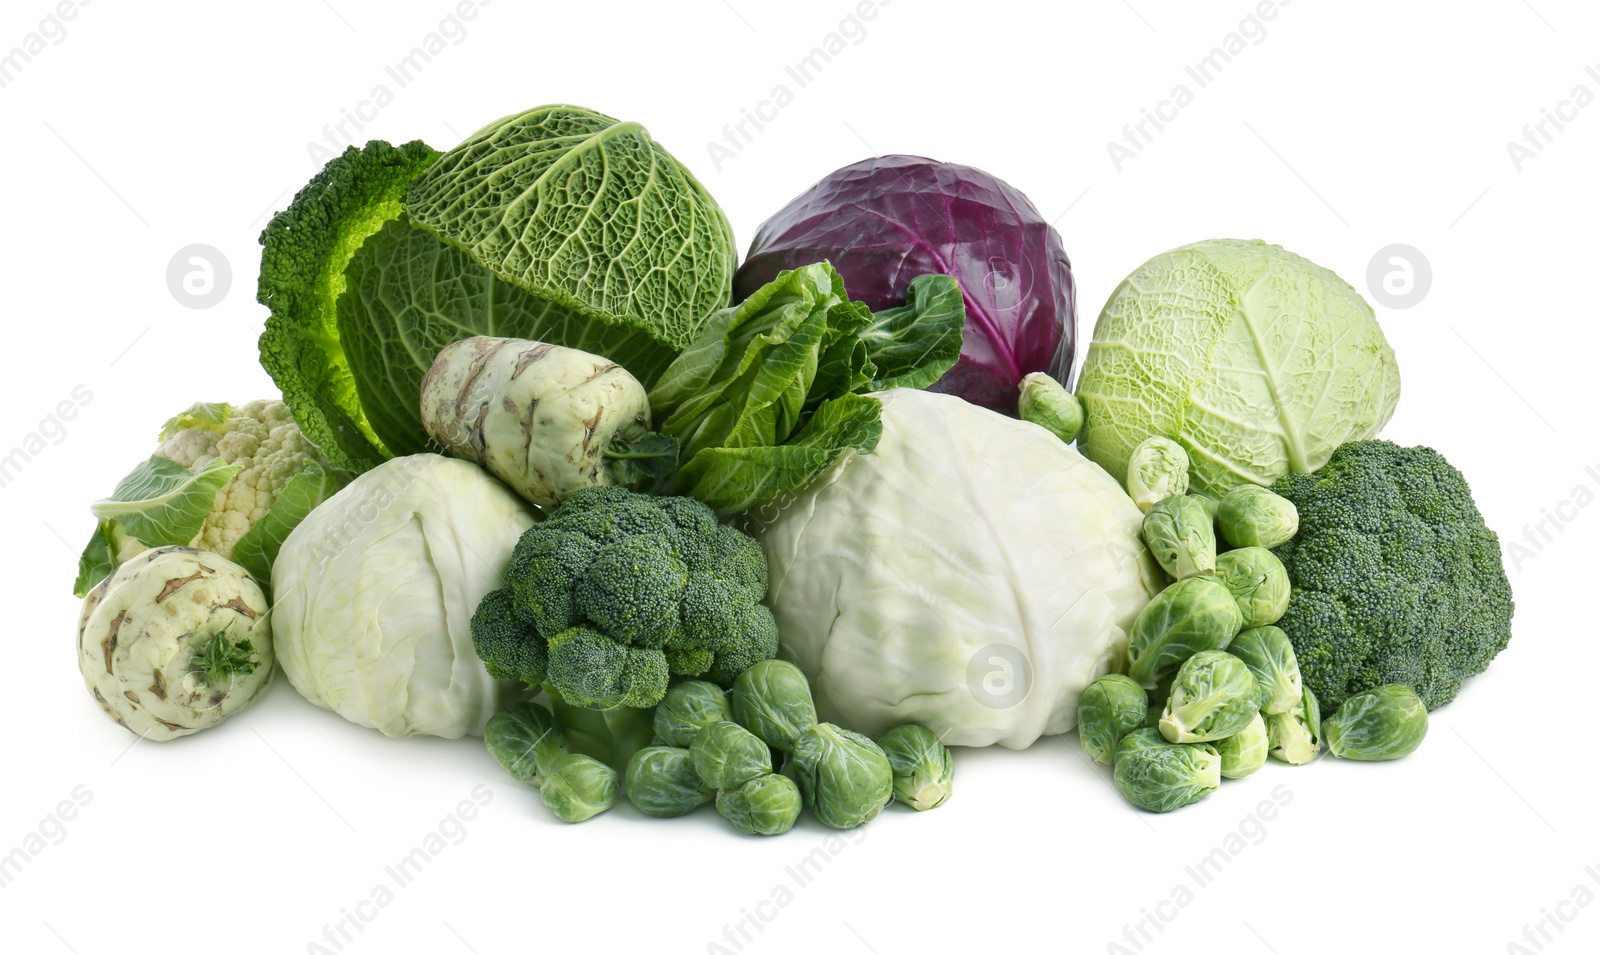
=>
[1075,239,1400,498]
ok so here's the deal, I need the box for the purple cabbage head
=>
[733,155,1075,413]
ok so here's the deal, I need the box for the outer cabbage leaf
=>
[1076,239,1400,498]
[257,140,442,472]
[755,390,1163,749]
[405,105,736,352]
[258,106,737,473]
[338,217,678,457]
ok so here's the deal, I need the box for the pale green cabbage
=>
[755,390,1163,749]
[271,454,534,738]
[1076,239,1401,498]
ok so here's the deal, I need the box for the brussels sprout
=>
[1217,485,1300,549]
[1112,732,1221,813]
[1267,686,1322,765]
[1126,576,1244,688]
[1142,496,1218,580]
[1323,685,1428,761]
[1078,674,1150,765]
[1159,651,1261,744]
[690,720,772,790]
[1117,726,1171,754]
[877,724,954,811]
[540,754,619,823]
[790,723,894,830]
[1126,437,1191,513]
[1217,712,1269,779]
[730,660,818,753]
[484,701,568,786]
[653,680,731,748]
[1227,626,1303,715]
[625,745,714,818]
[717,773,803,836]
[1213,547,1291,628]
[1017,372,1084,443]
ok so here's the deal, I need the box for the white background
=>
[3,1,1596,953]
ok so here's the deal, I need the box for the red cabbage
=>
[734,155,1075,413]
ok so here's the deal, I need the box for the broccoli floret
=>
[574,536,688,646]
[481,486,778,707]
[546,628,669,709]
[471,588,547,684]
[1271,440,1514,711]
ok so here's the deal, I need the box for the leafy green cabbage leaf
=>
[650,263,964,513]
[1076,239,1400,497]
[257,105,736,473]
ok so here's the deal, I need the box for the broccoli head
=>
[474,485,779,708]
[1271,440,1514,711]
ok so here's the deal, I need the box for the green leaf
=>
[159,402,233,440]
[404,105,737,353]
[190,627,260,686]
[677,394,883,514]
[232,459,346,587]
[257,140,443,472]
[862,273,966,391]
[603,430,680,492]
[90,456,240,549]
[338,217,681,457]
[73,520,141,598]
[652,263,874,462]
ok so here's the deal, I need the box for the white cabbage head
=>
[1076,238,1401,498]
[755,389,1163,749]
[272,454,534,738]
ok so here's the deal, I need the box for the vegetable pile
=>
[66,100,1514,827]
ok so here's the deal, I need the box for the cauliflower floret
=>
[154,400,325,559]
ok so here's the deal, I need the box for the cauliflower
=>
[74,400,345,597]
[155,400,323,558]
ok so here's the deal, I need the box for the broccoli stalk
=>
[470,486,779,710]
[1271,440,1515,711]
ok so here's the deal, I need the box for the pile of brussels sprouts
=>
[484,660,954,832]
[1080,441,1431,814]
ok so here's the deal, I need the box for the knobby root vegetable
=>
[420,336,664,509]
[77,546,272,740]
